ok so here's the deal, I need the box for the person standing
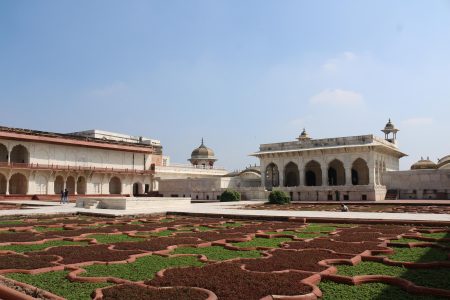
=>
[63,188,69,204]
[60,190,64,204]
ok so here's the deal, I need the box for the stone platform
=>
[75,197,191,210]
[0,200,449,225]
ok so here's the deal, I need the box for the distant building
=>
[0,127,227,198]
[383,156,450,200]
[251,121,407,201]
[0,127,162,197]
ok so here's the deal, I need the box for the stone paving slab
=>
[0,200,449,223]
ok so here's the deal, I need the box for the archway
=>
[54,176,64,194]
[132,182,143,196]
[284,162,299,187]
[304,160,322,186]
[35,175,47,194]
[0,144,8,163]
[328,159,345,186]
[352,158,369,185]
[265,163,279,189]
[66,176,75,194]
[10,145,29,164]
[77,177,86,195]
[9,173,28,194]
[109,177,122,194]
[0,173,6,194]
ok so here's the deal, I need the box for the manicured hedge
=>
[268,190,290,204]
[220,189,241,202]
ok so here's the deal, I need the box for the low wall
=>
[76,197,191,210]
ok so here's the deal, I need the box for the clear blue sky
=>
[1,1,449,170]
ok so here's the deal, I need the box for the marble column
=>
[321,165,328,186]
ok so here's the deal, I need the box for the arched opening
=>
[10,145,29,164]
[328,159,345,186]
[66,176,75,194]
[77,177,86,195]
[265,163,279,189]
[352,158,369,185]
[0,144,8,163]
[109,177,122,194]
[9,173,28,194]
[54,176,64,194]
[132,182,143,196]
[304,160,322,186]
[35,175,47,194]
[0,173,7,194]
[284,162,299,187]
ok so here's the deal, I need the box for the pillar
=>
[278,164,284,188]
[5,178,9,195]
[298,164,304,187]
[345,164,352,186]
[321,165,328,186]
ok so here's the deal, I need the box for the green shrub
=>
[268,190,290,205]
[220,189,241,202]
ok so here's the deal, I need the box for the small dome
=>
[190,139,216,159]
[411,157,437,170]
[384,118,396,130]
[437,155,450,169]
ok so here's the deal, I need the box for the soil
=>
[99,284,210,300]
[285,239,388,254]
[30,244,142,265]
[112,237,201,252]
[244,203,450,214]
[0,232,43,243]
[220,222,303,234]
[0,254,58,270]
[331,232,388,243]
[41,227,118,238]
[174,231,248,242]
[339,226,411,235]
[147,262,313,300]
[241,249,351,272]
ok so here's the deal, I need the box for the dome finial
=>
[201,137,204,146]
[297,128,311,141]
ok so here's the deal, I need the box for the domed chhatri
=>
[297,128,311,141]
[189,138,217,168]
[411,157,437,170]
[381,118,399,144]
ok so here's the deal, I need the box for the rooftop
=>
[252,134,406,157]
[0,126,162,153]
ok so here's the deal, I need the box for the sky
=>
[0,1,449,171]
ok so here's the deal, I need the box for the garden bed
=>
[0,214,447,300]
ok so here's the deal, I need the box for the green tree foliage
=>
[268,190,291,205]
[220,189,241,202]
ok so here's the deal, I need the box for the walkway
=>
[0,200,449,223]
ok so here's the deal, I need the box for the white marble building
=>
[251,121,407,201]
[158,166,263,200]
[383,156,450,200]
[0,126,229,199]
[0,127,162,197]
